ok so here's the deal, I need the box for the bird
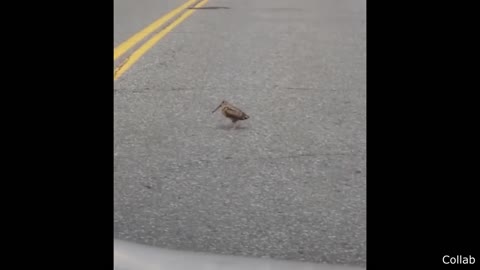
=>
[212,100,250,129]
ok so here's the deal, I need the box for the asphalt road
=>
[114,0,366,267]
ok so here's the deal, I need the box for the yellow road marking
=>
[113,56,130,78]
[114,0,199,61]
[114,0,209,80]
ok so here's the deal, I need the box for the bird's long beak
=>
[212,104,222,113]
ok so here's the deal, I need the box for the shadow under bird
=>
[212,100,250,129]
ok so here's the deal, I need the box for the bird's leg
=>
[231,120,238,130]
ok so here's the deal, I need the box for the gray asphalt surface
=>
[114,0,366,267]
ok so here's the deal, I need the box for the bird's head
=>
[212,100,228,113]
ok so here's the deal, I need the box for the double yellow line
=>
[114,0,209,80]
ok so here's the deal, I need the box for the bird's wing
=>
[224,107,248,120]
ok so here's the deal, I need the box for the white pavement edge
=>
[114,239,366,270]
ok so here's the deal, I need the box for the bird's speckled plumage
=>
[212,100,249,129]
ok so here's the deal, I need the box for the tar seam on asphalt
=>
[114,56,131,78]
[188,6,230,10]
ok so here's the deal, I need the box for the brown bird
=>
[212,100,250,129]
